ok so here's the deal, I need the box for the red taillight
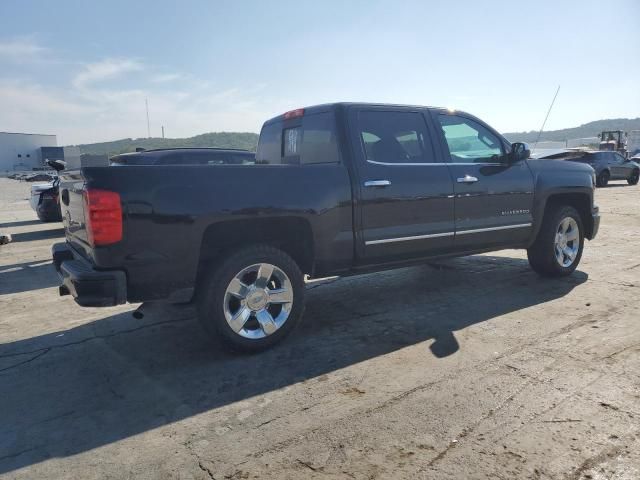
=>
[284,108,304,119]
[83,189,122,246]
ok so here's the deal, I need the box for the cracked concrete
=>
[1,177,639,479]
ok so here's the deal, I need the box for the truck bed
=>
[59,164,354,302]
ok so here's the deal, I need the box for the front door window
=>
[437,114,506,164]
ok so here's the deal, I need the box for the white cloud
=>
[0,74,278,144]
[151,73,183,83]
[0,43,280,144]
[0,80,95,116]
[72,58,143,89]
[0,37,47,58]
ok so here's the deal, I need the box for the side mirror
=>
[46,159,66,171]
[511,142,530,162]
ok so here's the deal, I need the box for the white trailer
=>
[627,130,640,157]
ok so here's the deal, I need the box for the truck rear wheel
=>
[527,205,584,277]
[197,245,305,352]
[596,170,609,187]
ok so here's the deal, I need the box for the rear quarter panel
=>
[80,164,353,302]
[59,170,91,250]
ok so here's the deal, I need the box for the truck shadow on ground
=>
[0,260,58,295]
[600,183,634,188]
[0,219,43,228]
[0,255,587,474]
[9,228,64,243]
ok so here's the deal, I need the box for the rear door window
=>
[256,111,340,165]
[256,122,283,164]
[300,113,340,164]
[357,111,432,164]
[612,153,625,164]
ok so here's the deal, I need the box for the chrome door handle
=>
[457,175,479,183]
[364,180,391,187]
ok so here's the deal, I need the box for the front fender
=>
[526,159,595,243]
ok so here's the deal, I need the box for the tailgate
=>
[59,170,90,250]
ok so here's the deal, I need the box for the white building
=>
[63,146,82,170]
[0,132,58,175]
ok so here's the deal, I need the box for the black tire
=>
[628,169,639,185]
[596,170,610,187]
[36,210,58,222]
[527,205,584,277]
[197,245,305,352]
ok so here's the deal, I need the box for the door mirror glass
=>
[511,142,530,162]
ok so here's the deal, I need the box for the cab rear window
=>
[256,112,340,165]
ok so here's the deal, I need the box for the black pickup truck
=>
[53,103,600,351]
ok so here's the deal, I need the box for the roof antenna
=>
[145,97,151,138]
[533,85,560,151]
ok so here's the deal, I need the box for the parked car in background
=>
[53,103,600,352]
[535,150,639,187]
[33,179,62,222]
[30,180,55,210]
[24,173,56,182]
[30,160,66,222]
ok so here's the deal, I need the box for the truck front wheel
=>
[527,205,584,277]
[197,245,305,352]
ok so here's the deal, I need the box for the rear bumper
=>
[52,242,127,307]
[588,206,600,240]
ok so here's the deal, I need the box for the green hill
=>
[73,132,259,156]
[503,118,640,143]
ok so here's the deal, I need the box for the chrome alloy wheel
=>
[554,217,580,267]
[223,263,293,339]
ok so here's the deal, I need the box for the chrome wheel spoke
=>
[228,307,251,333]
[223,262,294,340]
[554,216,580,267]
[255,263,274,288]
[256,309,277,335]
[268,288,292,304]
[227,278,249,299]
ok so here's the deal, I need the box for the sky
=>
[0,0,638,145]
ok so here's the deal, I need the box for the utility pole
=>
[145,98,151,138]
[161,126,165,139]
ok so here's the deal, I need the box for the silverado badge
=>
[501,209,530,216]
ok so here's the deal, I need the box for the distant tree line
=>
[73,132,259,157]
[503,118,640,143]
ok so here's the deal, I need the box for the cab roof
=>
[263,102,458,125]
